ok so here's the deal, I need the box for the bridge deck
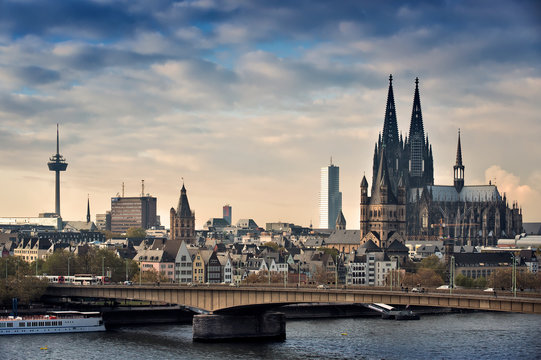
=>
[44,285,541,315]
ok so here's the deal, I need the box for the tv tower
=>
[47,124,68,217]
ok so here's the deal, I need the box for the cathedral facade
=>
[361,76,523,247]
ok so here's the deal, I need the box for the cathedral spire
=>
[409,77,425,139]
[456,129,463,167]
[86,195,91,223]
[454,129,465,193]
[382,74,399,150]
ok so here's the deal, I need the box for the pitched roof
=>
[361,238,382,252]
[335,211,346,227]
[326,230,360,245]
[176,184,192,217]
[523,222,541,235]
[453,252,513,267]
[361,175,368,188]
[409,185,501,203]
[386,239,409,252]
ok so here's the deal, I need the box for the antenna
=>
[141,180,145,197]
[56,123,60,154]
[122,182,125,197]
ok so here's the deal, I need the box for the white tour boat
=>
[0,311,106,335]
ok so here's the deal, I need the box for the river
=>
[1,312,540,359]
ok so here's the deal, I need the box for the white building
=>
[174,241,193,283]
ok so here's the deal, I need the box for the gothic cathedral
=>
[361,75,523,247]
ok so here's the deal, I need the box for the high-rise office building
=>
[319,160,342,230]
[223,204,232,225]
[110,196,157,233]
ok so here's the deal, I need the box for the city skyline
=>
[0,1,539,229]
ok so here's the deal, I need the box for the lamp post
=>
[68,257,70,278]
[298,262,300,288]
[396,257,400,286]
[139,262,142,286]
[512,254,517,298]
[125,259,129,282]
[449,255,455,294]
[102,257,105,279]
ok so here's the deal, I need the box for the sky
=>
[0,0,540,230]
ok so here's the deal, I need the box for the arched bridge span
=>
[44,284,541,315]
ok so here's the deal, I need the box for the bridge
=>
[45,284,541,341]
[45,284,541,315]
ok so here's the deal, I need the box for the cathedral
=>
[360,75,523,247]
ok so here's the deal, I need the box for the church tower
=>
[335,210,346,230]
[454,129,465,192]
[406,77,433,188]
[361,149,406,248]
[373,75,404,195]
[170,183,195,243]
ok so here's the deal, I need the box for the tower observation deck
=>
[47,124,68,216]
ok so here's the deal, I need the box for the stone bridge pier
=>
[192,312,286,342]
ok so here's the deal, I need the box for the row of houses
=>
[131,237,404,286]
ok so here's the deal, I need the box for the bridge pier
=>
[192,312,286,342]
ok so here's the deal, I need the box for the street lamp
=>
[102,257,105,280]
[68,257,71,278]
[512,254,517,298]
[449,255,455,294]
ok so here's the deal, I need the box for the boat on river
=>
[0,311,105,335]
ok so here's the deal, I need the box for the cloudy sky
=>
[0,0,539,229]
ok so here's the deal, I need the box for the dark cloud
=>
[16,66,60,85]
[0,0,157,39]
[66,46,168,71]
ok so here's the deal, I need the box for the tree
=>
[0,256,48,307]
[399,268,443,288]
[137,268,168,284]
[313,266,334,285]
[42,251,72,276]
[263,242,279,251]
[419,255,446,279]
[416,268,444,287]
[101,230,123,239]
[126,227,146,239]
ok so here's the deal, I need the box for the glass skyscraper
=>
[319,161,342,229]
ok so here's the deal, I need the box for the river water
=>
[1,312,540,360]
